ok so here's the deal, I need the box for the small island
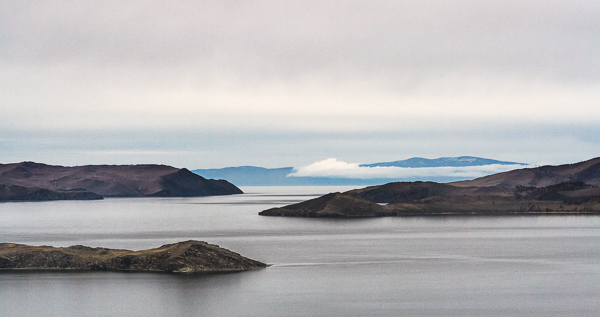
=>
[260,157,600,217]
[0,240,267,273]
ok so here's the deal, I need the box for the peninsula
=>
[0,240,267,273]
[0,162,242,201]
[260,157,600,217]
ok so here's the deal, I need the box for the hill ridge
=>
[451,157,600,188]
[0,162,242,200]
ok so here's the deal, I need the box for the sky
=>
[1,1,599,172]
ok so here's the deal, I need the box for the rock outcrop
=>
[0,162,242,200]
[0,240,267,273]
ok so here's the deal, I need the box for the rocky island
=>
[0,240,267,273]
[0,162,242,201]
[260,157,600,217]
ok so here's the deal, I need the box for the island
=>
[260,157,600,217]
[0,162,242,201]
[0,240,267,273]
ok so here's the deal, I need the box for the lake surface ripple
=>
[1,186,599,316]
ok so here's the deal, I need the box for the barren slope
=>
[451,157,600,188]
[0,162,242,198]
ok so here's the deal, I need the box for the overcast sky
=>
[1,1,599,169]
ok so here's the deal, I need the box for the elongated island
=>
[0,240,267,273]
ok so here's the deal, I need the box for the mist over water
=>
[1,186,599,316]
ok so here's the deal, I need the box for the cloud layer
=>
[0,1,599,167]
[2,1,598,132]
[288,158,529,179]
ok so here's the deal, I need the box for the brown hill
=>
[259,192,387,217]
[345,181,513,203]
[0,240,267,273]
[0,162,242,198]
[382,195,600,216]
[260,190,600,218]
[450,157,600,188]
[344,180,600,204]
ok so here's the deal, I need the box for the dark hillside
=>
[0,162,242,200]
[451,157,600,188]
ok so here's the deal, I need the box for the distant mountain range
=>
[193,156,527,186]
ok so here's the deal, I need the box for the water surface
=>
[1,186,599,316]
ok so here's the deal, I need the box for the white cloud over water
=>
[288,158,528,179]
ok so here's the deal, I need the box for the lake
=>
[1,186,599,316]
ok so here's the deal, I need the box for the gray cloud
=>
[1,1,599,167]
[2,1,598,81]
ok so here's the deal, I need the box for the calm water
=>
[1,186,599,316]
